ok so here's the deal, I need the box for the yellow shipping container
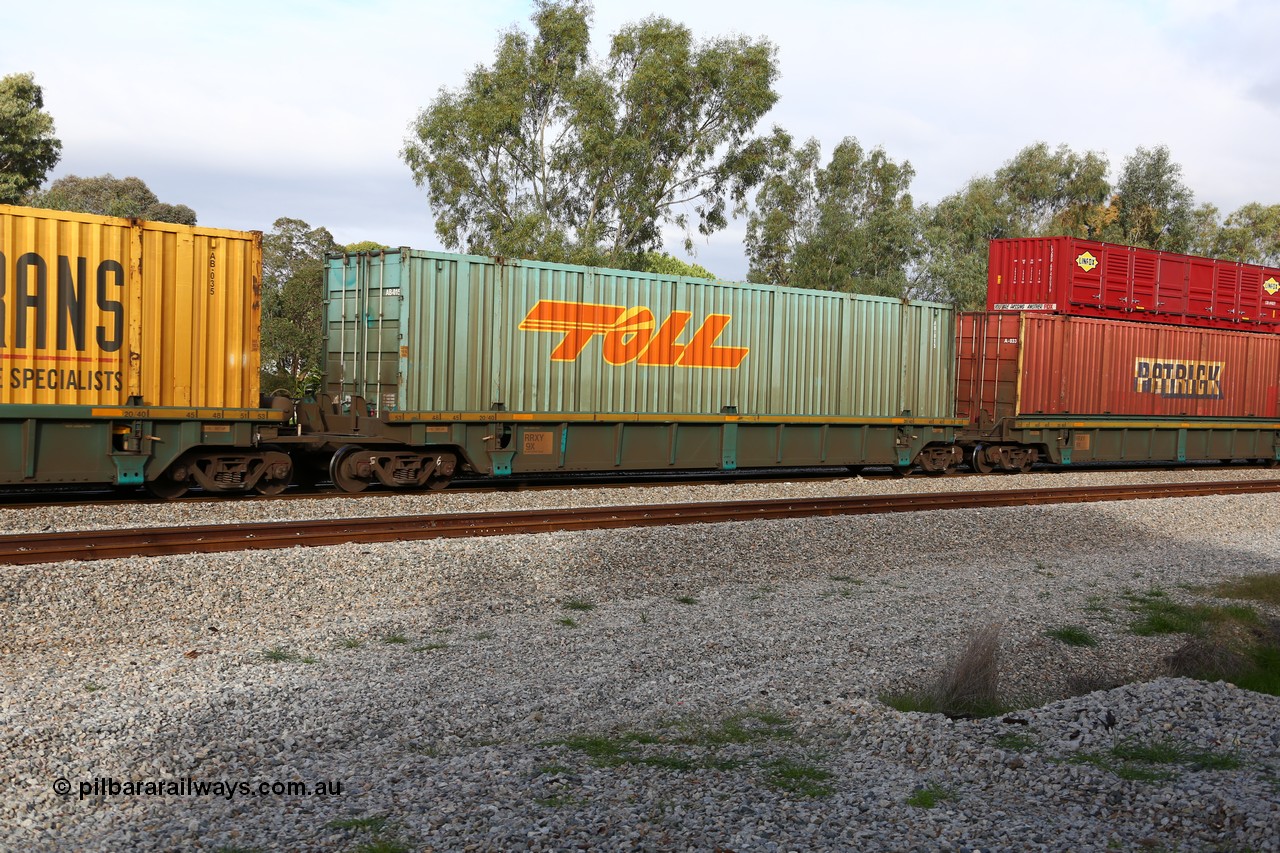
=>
[0,204,262,408]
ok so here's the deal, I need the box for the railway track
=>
[4,479,1278,566]
[0,460,1261,510]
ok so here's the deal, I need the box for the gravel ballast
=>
[2,471,1278,851]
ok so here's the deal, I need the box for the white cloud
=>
[6,0,1278,278]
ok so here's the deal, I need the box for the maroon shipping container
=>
[957,312,1280,425]
[987,237,1280,333]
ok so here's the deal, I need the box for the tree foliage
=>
[1205,202,1280,266]
[30,174,197,224]
[1112,144,1195,251]
[916,142,1111,308]
[0,72,62,204]
[637,251,716,279]
[341,240,391,253]
[402,0,779,267]
[260,218,336,396]
[744,133,919,296]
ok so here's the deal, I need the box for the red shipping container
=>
[987,237,1280,332]
[957,312,1280,424]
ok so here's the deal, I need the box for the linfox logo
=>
[1075,251,1098,273]
[1133,357,1223,399]
[1264,276,1279,296]
[518,300,749,368]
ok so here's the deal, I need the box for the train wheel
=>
[255,477,290,496]
[146,471,189,500]
[971,446,995,475]
[427,474,452,490]
[329,445,372,493]
[253,452,293,496]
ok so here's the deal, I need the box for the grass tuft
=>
[675,595,698,605]
[1211,573,1280,606]
[905,783,955,808]
[326,816,388,832]
[562,599,595,612]
[339,638,364,649]
[381,634,409,645]
[262,647,299,663]
[1045,625,1097,647]
[884,624,1006,719]
[762,758,833,797]
[352,841,410,853]
[558,617,579,628]
[1071,736,1239,781]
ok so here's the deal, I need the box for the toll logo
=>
[519,299,749,368]
[1075,251,1098,273]
[1264,276,1279,296]
[1133,357,1223,399]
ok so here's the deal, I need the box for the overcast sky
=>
[5,0,1278,279]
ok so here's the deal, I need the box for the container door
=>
[1186,258,1215,320]
[1237,268,1263,326]
[1098,245,1132,314]
[955,312,1020,428]
[325,252,404,413]
[1153,255,1187,318]
[1213,265,1240,327]
[1127,251,1157,315]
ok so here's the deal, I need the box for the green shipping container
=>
[325,250,956,420]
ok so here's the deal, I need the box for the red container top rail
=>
[987,237,1280,333]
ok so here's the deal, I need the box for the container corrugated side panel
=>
[991,236,1280,332]
[0,205,260,409]
[347,249,956,419]
[136,224,262,408]
[0,207,133,406]
[1015,314,1280,418]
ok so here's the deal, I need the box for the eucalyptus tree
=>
[29,174,196,224]
[0,72,61,204]
[260,218,336,397]
[1113,144,1195,251]
[744,134,919,296]
[402,1,779,268]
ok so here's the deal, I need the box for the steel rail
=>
[3,479,1278,565]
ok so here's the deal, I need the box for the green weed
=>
[326,816,388,832]
[763,758,833,797]
[1045,625,1097,647]
[905,783,955,808]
